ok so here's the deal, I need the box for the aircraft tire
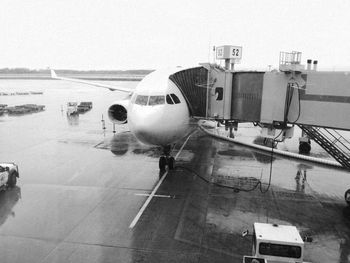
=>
[8,172,17,188]
[159,156,166,171]
[168,157,175,170]
[272,141,278,148]
[345,189,350,206]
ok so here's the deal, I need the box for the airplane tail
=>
[50,69,57,79]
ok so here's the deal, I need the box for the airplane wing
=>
[50,69,133,93]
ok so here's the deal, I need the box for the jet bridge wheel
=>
[345,189,350,206]
[299,142,311,154]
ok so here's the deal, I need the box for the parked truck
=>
[0,163,19,190]
[243,223,309,263]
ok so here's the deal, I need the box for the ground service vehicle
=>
[77,101,93,112]
[0,163,19,190]
[67,102,79,116]
[243,223,307,263]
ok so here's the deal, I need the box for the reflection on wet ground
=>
[96,131,161,157]
[1,79,350,262]
[0,187,21,226]
[1,130,350,262]
[67,114,79,126]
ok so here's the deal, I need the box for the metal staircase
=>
[298,125,350,169]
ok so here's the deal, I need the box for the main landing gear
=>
[159,145,175,171]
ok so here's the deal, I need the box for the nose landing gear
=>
[345,189,350,206]
[159,156,175,170]
[159,145,175,171]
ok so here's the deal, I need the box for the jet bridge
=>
[172,63,350,126]
[170,63,350,130]
[199,64,350,131]
[170,55,350,170]
[170,54,350,206]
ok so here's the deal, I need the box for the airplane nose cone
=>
[128,104,192,146]
[129,107,162,145]
[130,122,154,145]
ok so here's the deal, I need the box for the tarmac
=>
[0,80,350,262]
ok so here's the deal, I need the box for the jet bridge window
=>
[135,95,149,105]
[149,96,165,106]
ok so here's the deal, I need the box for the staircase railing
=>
[298,125,350,169]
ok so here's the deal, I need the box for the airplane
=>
[51,68,198,170]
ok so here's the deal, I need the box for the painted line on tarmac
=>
[129,171,168,229]
[134,193,172,198]
[174,134,191,159]
[129,134,192,229]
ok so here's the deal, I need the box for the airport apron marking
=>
[129,134,193,229]
[134,193,172,198]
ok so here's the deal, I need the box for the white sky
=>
[1,0,350,70]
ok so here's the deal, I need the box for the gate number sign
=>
[216,45,242,60]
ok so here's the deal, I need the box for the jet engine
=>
[108,99,129,124]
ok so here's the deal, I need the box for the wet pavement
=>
[1,79,350,262]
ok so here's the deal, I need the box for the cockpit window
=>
[166,95,174,104]
[170,94,180,104]
[149,96,165,106]
[135,95,149,105]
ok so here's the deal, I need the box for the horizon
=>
[1,64,350,72]
[0,68,154,72]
